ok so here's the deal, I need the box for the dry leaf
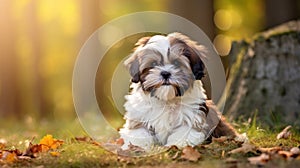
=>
[258,146,282,153]
[74,136,92,142]
[181,146,201,162]
[0,138,7,150]
[212,136,228,143]
[24,142,42,158]
[278,150,293,159]
[228,143,256,154]
[277,125,292,139]
[74,136,101,146]
[248,153,270,165]
[116,138,124,146]
[17,156,32,160]
[50,151,60,157]
[1,151,17,163]
[39,134,64,152]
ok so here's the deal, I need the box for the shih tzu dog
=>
[119,32,237,150]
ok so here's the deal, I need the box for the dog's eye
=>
[173,60,180,66]
[151,61,158,67]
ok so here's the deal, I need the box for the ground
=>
[0,117,300,168]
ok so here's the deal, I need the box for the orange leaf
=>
[1,151,17,163]
[181,146,201,162]
[24,143,43,158]
[0,143,5,150]
[39,134,63,152]
[116,138,124,146]
[50,151,60,157]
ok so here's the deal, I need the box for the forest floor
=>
[0,117,300,168]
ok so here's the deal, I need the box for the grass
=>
[1,117,300,168]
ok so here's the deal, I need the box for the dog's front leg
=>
[166,126,206,148]
[119,127,154,150]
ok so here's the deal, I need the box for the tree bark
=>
[225,20,300,127]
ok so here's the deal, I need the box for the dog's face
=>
[125,32,207,101]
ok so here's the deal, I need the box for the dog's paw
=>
[119,127,154,150]
[166,126,206,148]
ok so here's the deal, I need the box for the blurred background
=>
[0,0,299,123]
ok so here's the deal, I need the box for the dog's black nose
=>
[161,71,171,79]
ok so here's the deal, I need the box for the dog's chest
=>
[124,81,207,144]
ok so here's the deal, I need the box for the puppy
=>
[119,32,237,150]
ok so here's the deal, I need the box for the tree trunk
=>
[167,0,215,99]
[28,0,51,118]
[168,0,215,40]
[0,1,22,118]
[225,20,300,127]
[265,0,300,28]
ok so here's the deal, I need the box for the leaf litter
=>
[1,125,300,167]
[0,134,64,164]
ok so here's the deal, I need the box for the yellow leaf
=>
[50,151,60,157]
[2,151,17,163]
[39,134,64,152]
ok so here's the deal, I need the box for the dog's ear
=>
[124,36,151,83]
[183,47,206,80]
[135,36,151,48]
[168,32,207,80]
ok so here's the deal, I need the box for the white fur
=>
[142,35,170,60]
[119,80,208,150]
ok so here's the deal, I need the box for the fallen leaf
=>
[258,146,282,153]
[228,143,256,154]
[50,151,60,157]
[180,146,201,162]
[116,138,124,146]
[212,136,228,143]
[1,151,17,163]
[278,150,292,159]
[39,134,63,152]
[24,142,42,158]
[74,136,92,142]
[0,138,7,150]
[17,156,32,160]
[248,153,270,165]
[91,141,101,146]
[74,136,101,146]
[277,125,292,139]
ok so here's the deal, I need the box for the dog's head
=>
[125,32,207,101]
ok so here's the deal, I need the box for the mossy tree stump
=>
[224,21,300,127]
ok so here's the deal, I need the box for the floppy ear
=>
[124,36,151,83]
[168,32,207,80]
[182,46,206,80]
